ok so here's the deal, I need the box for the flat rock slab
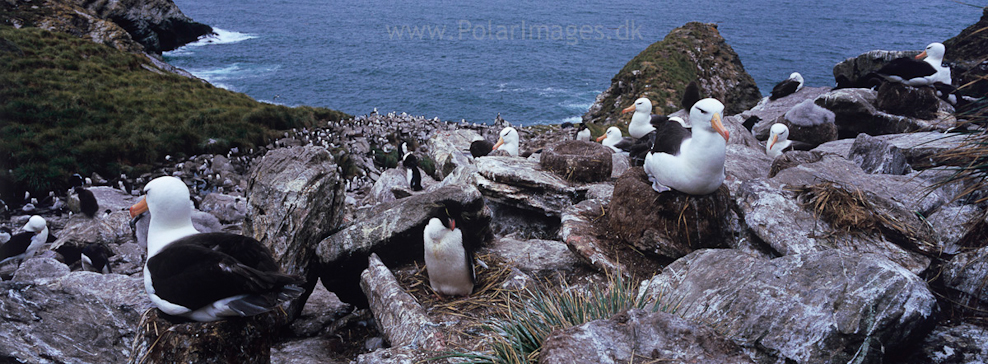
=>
[475,156,583,216]
[639,249,937,364]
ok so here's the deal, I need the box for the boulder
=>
[583,22,761,125]
[68,0,212,53]
[875,82,942,120]
[288,278,352,338]
[813,132,966,171]
[742,86,832,140]
[737,179,931,273]
[365,167,409,205]
[199,192,248,224]
[833,49,919,89]
[51,210,134,251]
[848,133,911,175]
[359,254,443,351]
[539,140,612,183]
[815,88,956,138]
[639,249,938,364]
[926,204,982,255]
[489,237,581,275]
[610,152,630,179]
[560,199,627,276]
[723,114,763,151]
[724,143,774,193]
[608,168,732,260]
[900,323,988,364]
[475,156,583,216]
[943,7,988,98]
[942,245,988,308]
[243,146,347,318]
[539,309,755,364]
[0,272,150,364]
[316,183,491,306]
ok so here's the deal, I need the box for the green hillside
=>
[0,26,349,197]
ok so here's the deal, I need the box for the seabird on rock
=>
[765,123,814,158]
[422,202,474,297]
[81,243,112,274]
[130,176,303,322]
[596,127,634,152]
[643,98,729,195]
[401,143,423,191]
[75,186,99,218]
[575,122,592,141]
[622,97,657,139]
[492,127,520,157]
[0,215,48,266]
[770,72,804,100]
[873,42,951,87]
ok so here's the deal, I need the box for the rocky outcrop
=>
[848,133,911,175]
[244,146,346,318]
[943,7,988,97]
[0,265,150,364]
[475,156,583,216]
[539,309,755,364]
[69,0,211,53]
[942,245,988,309]
[560,199,628,276]
[742,86,832,140]
[815,88,956,138]
[832,49,919,88]
[583,22,761,125]
[2,0,145,53]
[639,249,938,364]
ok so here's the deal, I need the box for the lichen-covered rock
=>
[539,309,755,364]
[3,0,145,53]
[639,249,938,364]
[583,22,760,125]
[942,245,988,308]
[475,156,583,216]
[608,168,732,260]
[900,323,988,364]
[244,145,346,317]
[848,133,911,175]
[815,88,955,138]
[832,49,919,88]
[875,82,941,120]
[489,237,580,275]
[560,199,627,276]
[539,140,612,183]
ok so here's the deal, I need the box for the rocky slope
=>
[1,9,987,364]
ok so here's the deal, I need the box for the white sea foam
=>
[187,28,257,47]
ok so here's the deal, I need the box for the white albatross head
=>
[130,176,199,256]
[767,123,792,158]
[492,127,520,156]
[916,42,945,62]
[690,98,728,142]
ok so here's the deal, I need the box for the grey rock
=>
[813,132,965,171]
[610,152,629,179]
[272,337,347,364]
[199,192,248,224]
[317,183,490,306]
[743,86,833,140]
[926,204,981,255]
[639,249,938,364]
[724,143,774,193]
[0,272,150,364]
[942,246,988,307]
[490,237,580,275]
[539,309,755,364]
[365,167,408,205]
[723,114,764,151]
[12,256,71,285]
[244,145,347,317]
[900,323,988,364]
[109,242,145,276]
[51,210,134,250]
[876,81,942,120]
[476,156,583,216]
[559,199,627,276]
[833,49,920,88]
[359,254,442,350]
[815,88,955,138]
[289,278,352,338]
[848,133,912,175]
[69,0,213,53]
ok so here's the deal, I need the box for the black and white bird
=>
[873,42,951,87]
[422,202,475,297]
[770,72,805,100]
[597,127,635,153]
[81,243,112,274]
[492,127,520,156]
[575,122,592,141]
[622,97,657,139]
[401,142,423,191]
[765,123,814,158]
[643,98,729,195]
[130,176,303,322]
[0,215,48,266]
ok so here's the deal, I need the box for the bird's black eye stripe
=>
[697,107,707,114]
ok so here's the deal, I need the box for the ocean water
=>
[165,0,984,125]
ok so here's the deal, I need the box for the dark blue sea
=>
[165,0,984,125]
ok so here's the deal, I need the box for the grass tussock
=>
[932,97,988,205]
[0,25,349,196]
[433,273,671,364]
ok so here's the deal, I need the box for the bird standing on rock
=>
[130,176,303,322]
[423,202,475,297]
[0,215,48,266]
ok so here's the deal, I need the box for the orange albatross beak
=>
[130,197,148,218]
[492,137,505,150]
[915,50,928,60]
[712,113,729,142]
[621,105,636,114]
[768,134,779,150]
[595,134,606,142]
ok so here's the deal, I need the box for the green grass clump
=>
[0,25,349,196]
[439,275,676,364]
